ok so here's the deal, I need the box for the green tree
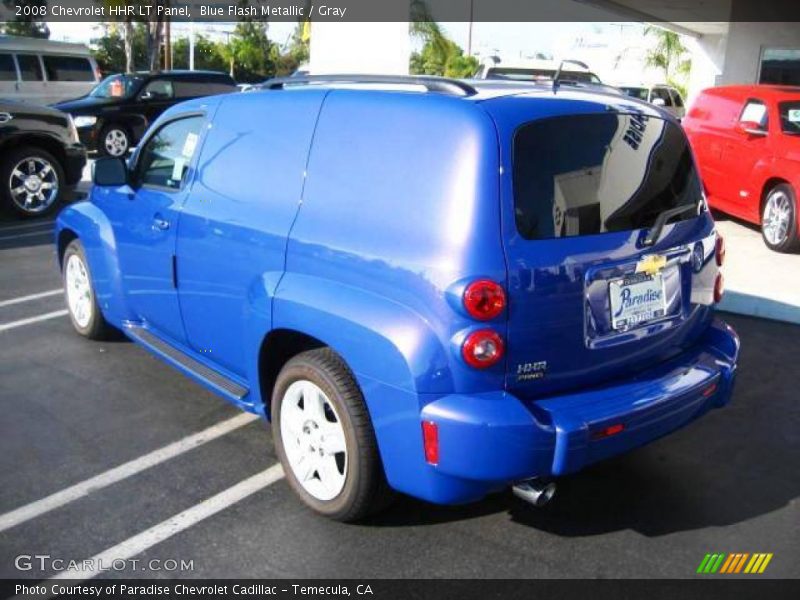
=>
[409,21,478,78]
[227,20,277,82]
[91,22,148,74]
[1,0,50,38]
[645,25,691,97]
[171,34,228,72]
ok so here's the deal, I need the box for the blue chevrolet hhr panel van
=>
[56,76,739,521]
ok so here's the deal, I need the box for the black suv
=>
[53,70,237,156]
[0,101,86,218]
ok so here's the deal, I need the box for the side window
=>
[670,89,684,108]
[42,55,94,82]
[142,79,174,100]
[651,87,673,107]
[136,116,204,190]
[740,99,768,129]
[173,79,235,98]
[0,53,16,81]
[16,55,43,81]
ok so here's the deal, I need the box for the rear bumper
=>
[382,318,738,504]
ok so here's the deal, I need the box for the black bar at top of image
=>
[3,579,800,600]
[0,0,799,23]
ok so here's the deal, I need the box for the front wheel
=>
[62,240,113,339]
[271,348,393,521]
[0,146,65,218]
[762,183,799,253]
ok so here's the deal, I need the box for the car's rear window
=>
[512,112,702,240]
[42,55,94,82]
[779,101,800,135]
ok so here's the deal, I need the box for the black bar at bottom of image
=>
[3,579,800,600]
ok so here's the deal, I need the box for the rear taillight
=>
[715,234,725,267]
[714,273,725,303]
[463,279,506,320]
[462,329,505,369]
[422,421,439,465]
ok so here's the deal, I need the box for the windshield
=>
[486,67,601,84]
[620,87,649,101]
[89,74,143,99]
[779,101,800,135]
[513,112,702,240]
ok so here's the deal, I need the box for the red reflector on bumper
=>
[591,423,625,440]
[702,383,718,397]
[422,421,439,465]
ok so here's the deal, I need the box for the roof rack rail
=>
[262,74,478,97]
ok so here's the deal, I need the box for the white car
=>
[618,84,686,120]
[0,36,100,105]
[474,58,604,85]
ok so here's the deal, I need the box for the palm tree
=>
[644,25,690,82]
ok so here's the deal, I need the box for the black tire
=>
[271,348,393,521]
[98,124,131,157]
[0,145,65,218]
[62,239,113,340]
[761,183,800,253]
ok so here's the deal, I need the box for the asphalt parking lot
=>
[0,210,798,581]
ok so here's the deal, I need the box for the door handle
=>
[152,216,170,231]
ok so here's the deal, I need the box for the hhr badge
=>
[517,361,548,382]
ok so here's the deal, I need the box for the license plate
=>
[609,272,666,330]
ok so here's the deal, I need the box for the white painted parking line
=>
[0,413,259,533]
[0,220,54,232]
[0,230,53,241]
[0,309,68,333]
[0,289,62,308]
[50,464,285,580]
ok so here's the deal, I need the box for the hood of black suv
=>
[52,95,121,114]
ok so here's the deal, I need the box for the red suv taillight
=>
[462,329,505,369]
[463,279,506,320]
[715,234,725,267]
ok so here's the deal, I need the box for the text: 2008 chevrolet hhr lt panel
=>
[56,76,739,521]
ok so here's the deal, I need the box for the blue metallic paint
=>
[56,86,739,506]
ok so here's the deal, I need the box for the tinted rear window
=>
[16,55,42,81]
[0,53,16,81]
[42,55,94,81]
[173,79,236,98]
[513,113,702,240]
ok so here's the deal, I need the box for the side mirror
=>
[736,120,768,136]
[651,97,666,107]
[139,91,153,101]
[93,157,128,186]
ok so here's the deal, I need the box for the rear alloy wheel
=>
[0,147,64,218]
[272,348,393,521]
[761,183,799,253]
[101,125,130,157]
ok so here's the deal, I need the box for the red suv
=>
[683,85,800,252]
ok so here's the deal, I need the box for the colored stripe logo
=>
[697,553,773,574]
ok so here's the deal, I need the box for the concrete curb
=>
[718,291,800,325]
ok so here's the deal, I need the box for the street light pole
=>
[467,0,474,56]
[189,20,195,71]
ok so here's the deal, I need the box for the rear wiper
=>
[642,204,700,247]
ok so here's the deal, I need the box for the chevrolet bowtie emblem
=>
[636,254,667,276]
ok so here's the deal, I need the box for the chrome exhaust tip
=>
[512,479,557,507]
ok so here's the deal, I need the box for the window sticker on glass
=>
[182,132,199,158]
[171,157,186,184]
[788,109,800,123]
[741,102,767,124]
